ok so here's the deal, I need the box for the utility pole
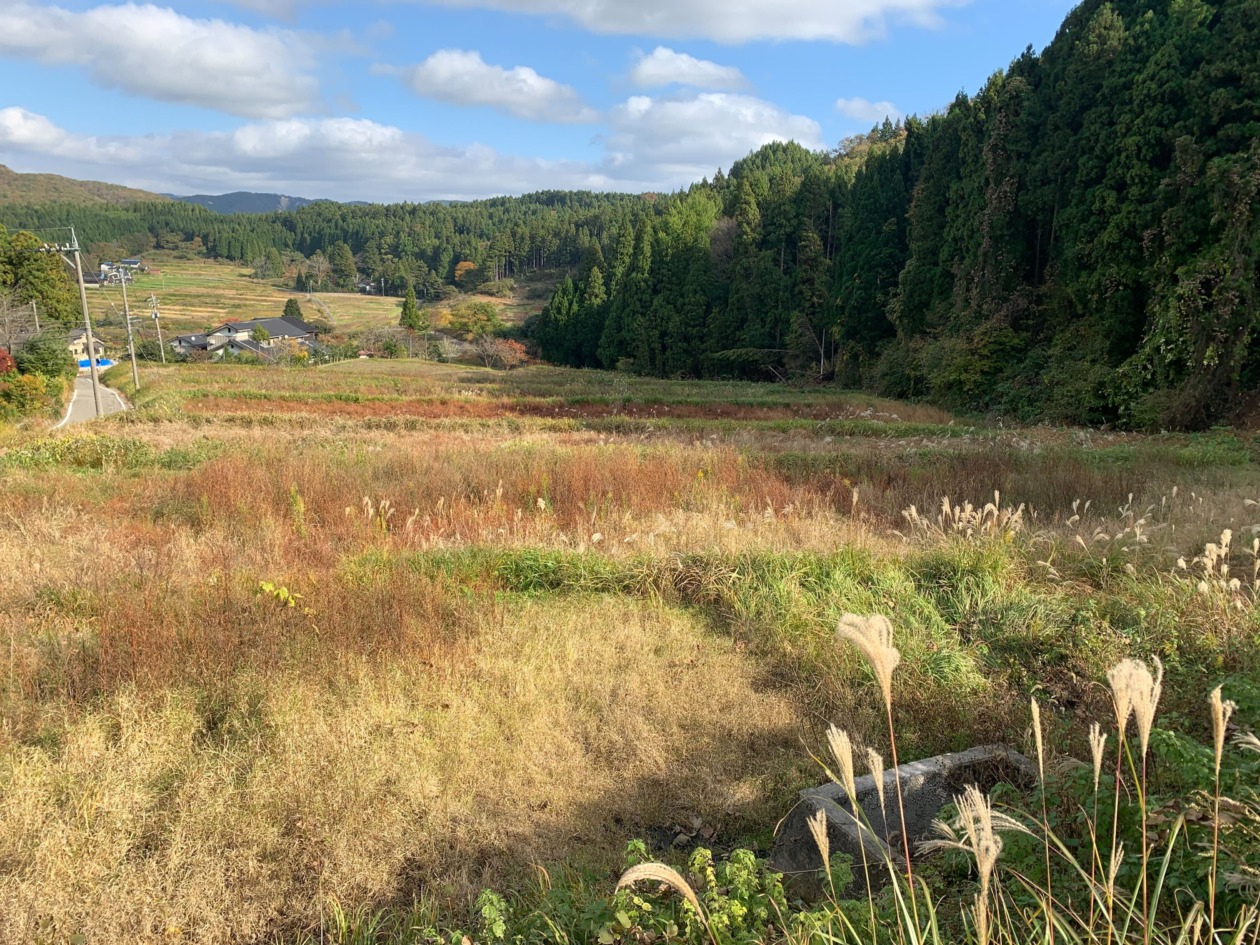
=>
[149,295,166,363]
[120,267,140,390]
[31,299,39,332]
[71,235,104,418]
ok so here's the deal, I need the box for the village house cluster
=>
[170,316,323,363]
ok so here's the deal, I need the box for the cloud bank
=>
[0,1,320,118]
[0,97,823,202]
[630,47,747,90]
[835,97,902,124]
[426,0,958,43]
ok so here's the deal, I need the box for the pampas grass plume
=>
[827,725,857,799]
[1209,686,1236,776]
[616,863,704,918]
[837,614,900,710]
[1088,722,1106,793]
[807,809,830,871]
[866,747,885,813]
[1107,657,1163,756]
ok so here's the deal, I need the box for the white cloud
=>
[214,0,301,16]
[0,109,609,201]
[386,50,597,123]
[630,47,746,90]
[605,93,822,181]
[0,100,822,202]
[0,2,319,118]
[835,97,902,124]
[424,0,961,43]
[0,107,149,163]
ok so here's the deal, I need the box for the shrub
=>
[0,371,51,413]
[479,278,516,298]
[16,332,76,380]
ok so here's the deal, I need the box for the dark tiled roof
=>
[207,317,315,339]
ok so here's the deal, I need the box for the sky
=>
[0,0,1075,203]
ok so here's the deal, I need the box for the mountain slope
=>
[174,192,316,214]
[0,164,169,205]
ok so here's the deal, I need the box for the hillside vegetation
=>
[536,0,1260,430]
[0,163,169,206]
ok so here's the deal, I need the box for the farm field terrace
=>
[82,255,547,345]
[0,359,1257,944]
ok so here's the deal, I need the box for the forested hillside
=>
[0,165,169,206]
[0,191,651,297]
[539,0,1259,428]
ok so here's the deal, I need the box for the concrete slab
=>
[771,743,1037,899]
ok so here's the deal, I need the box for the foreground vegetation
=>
[0,359,1256,943]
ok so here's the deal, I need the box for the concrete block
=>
[770,743,1037,899]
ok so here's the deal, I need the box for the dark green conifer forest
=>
[540,0,1260,428]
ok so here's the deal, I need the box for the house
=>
[203,317,317,348]
[172,316,322,362]
[67,330,108,362]
[171,333,211,355]
[214,338,281,362]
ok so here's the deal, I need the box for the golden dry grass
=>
[0,597,804,943]
[84,256,542,343]
[0,359,1256,944]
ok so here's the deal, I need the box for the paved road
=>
[56,374,128,427]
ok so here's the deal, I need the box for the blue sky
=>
[0,0,1074,202]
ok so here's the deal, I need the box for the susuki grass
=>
[0,360,1256,943]
[609,619,1260,945]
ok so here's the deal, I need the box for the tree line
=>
[0,191,650,298]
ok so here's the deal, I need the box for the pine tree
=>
[330,242,358,290]
[399,286,428,334]
[283,298,304,322]
[536,277,578,365]
[599,219,653,370]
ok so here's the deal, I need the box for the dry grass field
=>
[84,256,544,345]
[0,358,1257,944]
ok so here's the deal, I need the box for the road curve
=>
[55,374,128,428]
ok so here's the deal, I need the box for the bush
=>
[16,332,76,380]
[0,349,15,374]
[479,278,516,298]
[0,371,52,414]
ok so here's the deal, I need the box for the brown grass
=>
[0,360,1256,944]
[0,597,804,943]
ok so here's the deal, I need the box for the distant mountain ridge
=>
[0,164,170,205]
[172,192,318,214]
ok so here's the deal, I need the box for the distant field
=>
[82,255,546,348]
